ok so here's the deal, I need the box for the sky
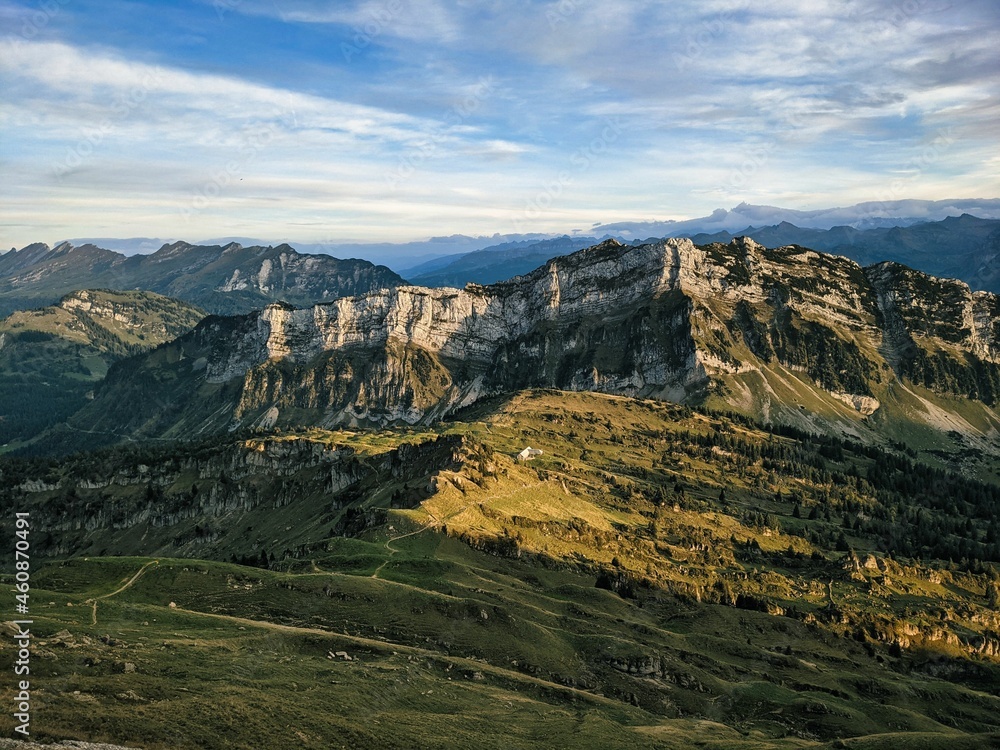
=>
[1,0,998,248]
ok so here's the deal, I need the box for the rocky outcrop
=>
[69,237,1000,450]
[0,741,142,750]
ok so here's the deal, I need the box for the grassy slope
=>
[3,550,998,750]
[2,391,1000,748]
[0,290,205,449]
[693,278,1000,484]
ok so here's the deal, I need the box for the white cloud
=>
[1,0,997,247]
[0,39,431,144]
[237,0,465,43]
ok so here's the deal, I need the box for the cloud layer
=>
[1,0,997,247]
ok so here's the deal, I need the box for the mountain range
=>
[33,198,1000,272]
[4,227,1000,749]
[589,198,1000,237]
[408,215,1000,293]
[9,204,999,311]
[34,236,1000,483]
[0,240,404,317]
[406,235,605,287]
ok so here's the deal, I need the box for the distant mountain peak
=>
[156,240,195,254]
[0,240,407,317]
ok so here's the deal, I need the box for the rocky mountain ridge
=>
[0,241,406,317]
[687,214,1000,294]
[52,236,1000,477]
[396,215,1000,295]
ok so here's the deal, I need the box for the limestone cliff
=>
[64,238,1000,469]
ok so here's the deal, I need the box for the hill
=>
[0,290,205,446]
[2,390,999,748]
[43,237,1000,481]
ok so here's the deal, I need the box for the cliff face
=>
[204,238,743,396]
[66,237,1000,468]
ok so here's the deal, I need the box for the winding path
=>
[84,560,159,626]
[370,522,437,579]
[170,604,621,708]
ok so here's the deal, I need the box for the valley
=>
[7,0,999,745]
[1,233,999,749]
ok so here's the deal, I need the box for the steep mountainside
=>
[3,391,999,747]
[0,290,205,445]
[46,237,1000,476]
[0,241,406,316]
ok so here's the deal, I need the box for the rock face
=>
[64,238,1000,461]
[56,289,206,345]
[684,213,1000,294]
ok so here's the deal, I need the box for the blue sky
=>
[1,0,998,247]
